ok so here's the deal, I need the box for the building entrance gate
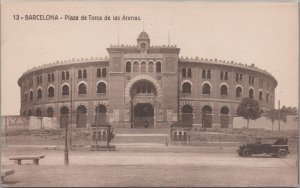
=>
[129,79,158,129]
[133,103,154,128]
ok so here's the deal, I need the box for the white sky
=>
[1,1,298,115]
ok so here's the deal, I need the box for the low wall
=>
[233,115,299,130]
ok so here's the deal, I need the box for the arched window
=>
[266,93,269,102]
[148,62,154,72]
[97,82,106,94]
[30,91,33,100]
[83,69,87,78]
[133,62,139,72]
[51,73,54,81]
[48,86,54,97]
[95,104,107,114]
[220,106,229,115]
[207,70,211,79]
[202,83,211,94]
[62,85,69,95]
[47,107,54,117]
[60,106,69,114]
[37,88,42,99]
[102,68,106,77]
[182,82,191,94]
[182,105,193,113]
[220,85,228,95]
[141,62,146,72]
[249,88,254,99]
[156,62,161,72]
[259,91,263,101]
[35,108,42,117]
[78,83,87,94]
[78,69,82,79]
[126,62,131,72]
[202,105,212,114]
[202,69,206,78]
[236,87,242,97]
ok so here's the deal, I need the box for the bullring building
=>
[18,31,277,129]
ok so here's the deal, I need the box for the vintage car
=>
[237,137,289,158]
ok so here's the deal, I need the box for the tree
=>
[265,108,288,131]
[265,109,277,131]
[236,98,261,129]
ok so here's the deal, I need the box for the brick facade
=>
[18,31,277,129]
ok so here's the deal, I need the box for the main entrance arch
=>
[129,79,158,128]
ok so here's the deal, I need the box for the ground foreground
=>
[1,147,299,187]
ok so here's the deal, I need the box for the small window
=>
[202,83,211,94]
[182,82,191,94]
[133,62,139,72]
[51,73,54,82]
[48,86,54,97]
[102,68,106,77]
[148,62,154,72]
[83,69,87,78]
[187,68,192,78]
[202,69,206,79]
[62,85,69,95]
[259,91,263,101]
[48,74,51,82]
[249,89,254,99]
[78,70,82,79]
[97,82,107,94]
[62,72,65,80]
[156,62,161,73]
[220,71,224,80]
[97,68,101,78]
[66,71,69,80]
[182,68,186,77]
[141,62,146,72]
[224,72,228,80]
[37,88,42,99]
[30,91,33,100]
[220,85,228,95]
[207,70,211,79]
[236,87,242,97]
[78,83,87,94]
[236,73,239,82]
[126,62,131,73]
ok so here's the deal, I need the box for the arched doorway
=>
[220,106,229,128]
[134,103,154,128]
[202,105,212,128]
[130,80,157,128]
[60,106,69,129]
[77,105,87,128]
[181,105,193,124]
[95,104,107,125]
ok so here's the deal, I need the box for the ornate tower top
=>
[137,31,150,53]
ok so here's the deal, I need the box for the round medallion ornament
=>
[156,75,161,80]
[126,75,131,80]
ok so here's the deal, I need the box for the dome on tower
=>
[137,31,150,40]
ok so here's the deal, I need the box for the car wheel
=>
[278,149,287,158]
[243,149,252,157]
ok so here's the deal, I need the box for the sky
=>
[1,1,298,115]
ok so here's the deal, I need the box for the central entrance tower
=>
[107,31,180,128]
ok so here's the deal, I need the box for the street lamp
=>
[64,114,69,165]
